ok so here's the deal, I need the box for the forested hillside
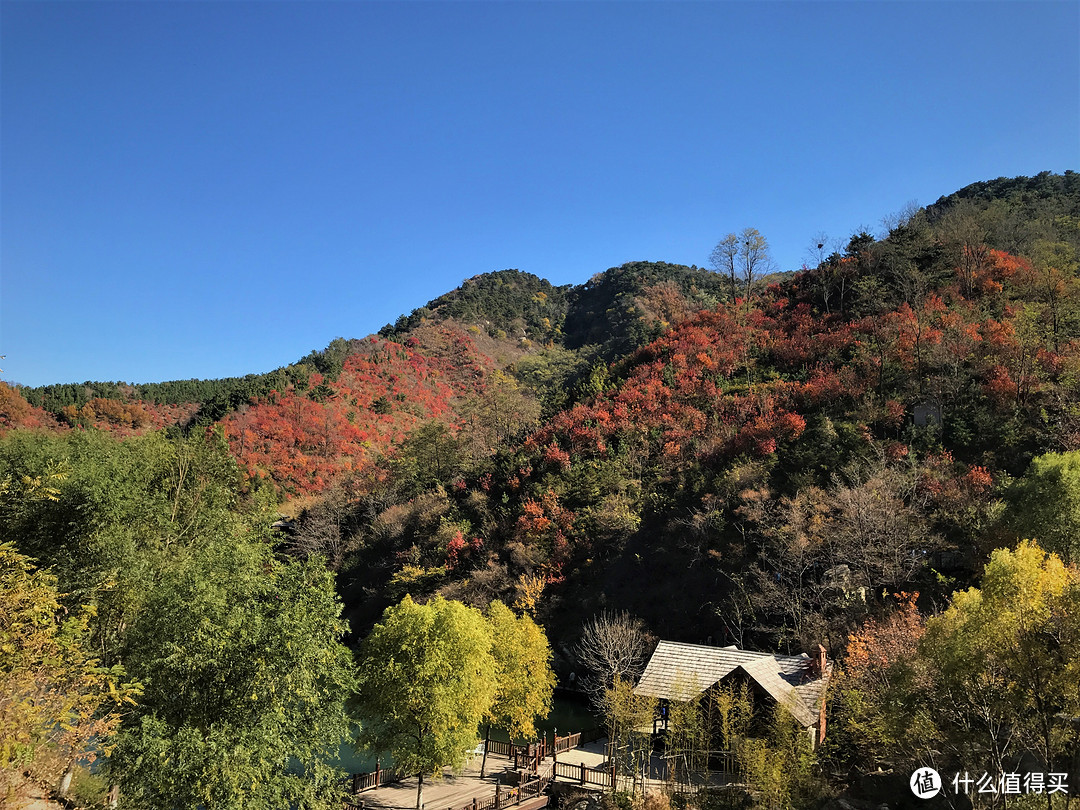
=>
[289,171,1080,644]
[3,171,1079,809]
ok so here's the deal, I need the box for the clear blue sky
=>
[2,1,1077,388]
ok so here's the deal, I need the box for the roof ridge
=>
[654,640,819,664]
[635,639,832,729]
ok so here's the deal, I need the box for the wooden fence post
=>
[376,758,381,787]
[580,763,586,786]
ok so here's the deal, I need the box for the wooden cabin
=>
[633,641,832,748]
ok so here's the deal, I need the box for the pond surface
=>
[332,690,601,774]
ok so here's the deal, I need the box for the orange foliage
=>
[221,329,497,495]
[0,382,60,433]
[843,592,924,683]
[53,396,197,436]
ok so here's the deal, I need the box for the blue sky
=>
[2,1,1077,388]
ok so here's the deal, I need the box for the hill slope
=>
[6,172,1079,649]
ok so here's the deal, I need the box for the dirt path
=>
[2,774,64,810]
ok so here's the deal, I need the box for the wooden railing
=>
[484,739,545,772]
[351,771,378,793]
[444,775,551,810]
[487,732,582,766]
[552,760,614,789]
[513,741,546,773]
[486,739,516,758]
[338,761,404,797]
[551,733,580,755]
[342,729,585,807]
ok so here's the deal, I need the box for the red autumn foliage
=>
[221,328,498,494]
[965,465,993,492]
[527,301,859,474]
[884,441,909,461]
[445,530,467,570]
[515,489,576,574]
[541,442,571,471]
[444,530,486,571]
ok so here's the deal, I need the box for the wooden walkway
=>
[342,736,741,810]
[345,736,610,810]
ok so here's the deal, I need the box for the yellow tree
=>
[480,601,554,776]
[356,596,498,810]
[921,541,1080,803]
[0,542,135,797]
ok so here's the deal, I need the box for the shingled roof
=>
[633,641,832,729]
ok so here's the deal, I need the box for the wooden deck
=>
[347,737,610,810]
[342,735,740,810]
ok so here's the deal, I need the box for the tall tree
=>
[107,539,356,810]
[710,233,741,302]
[738,227,775,303]
[479,601,555,776]
[0,429,257,669]
[355,596,498,810]
[710,228,776,307]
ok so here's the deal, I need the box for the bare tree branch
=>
[574,610,654,711]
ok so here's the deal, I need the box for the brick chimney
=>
[816,644,828,745]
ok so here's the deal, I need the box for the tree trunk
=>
[481,725,490,778]
[57,764,74,797]
[416,770,424,810]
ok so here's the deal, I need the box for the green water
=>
[333,691,601,774]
